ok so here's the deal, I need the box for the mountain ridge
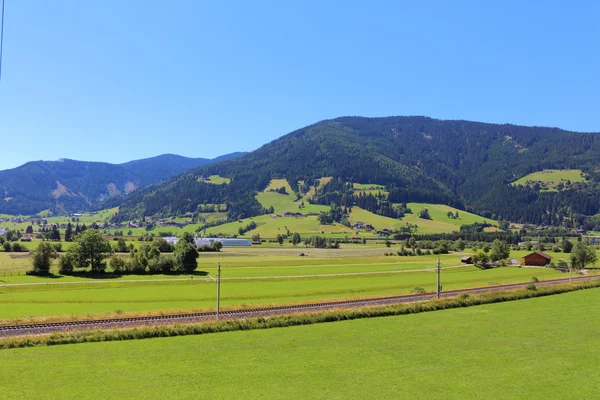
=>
[0,152,246,215]
[113,116,600,228]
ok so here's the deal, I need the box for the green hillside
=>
[202,179,495,237]
[511,169,586,191]
[114,116,600,229]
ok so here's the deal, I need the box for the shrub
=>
[531,276,539,283]
[58,254,75,275]
[157,255,176,273]
[2,242,11,252]
[30,242,56,275]
[110,257,128,274]
[11,243,26,252]
[459,293,470,300]
[411,287,426,294]
[526,283,537,291]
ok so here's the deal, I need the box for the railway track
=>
[0,275,597,338]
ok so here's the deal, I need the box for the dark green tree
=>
[30,242,56,275]
[489,239,510,261]
[174,240,199,273]
[68,229,113,273]
[65,222,73,242]
[291,232,301,247]
[570,241,597,270]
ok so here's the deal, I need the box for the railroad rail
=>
[0,275,597,338]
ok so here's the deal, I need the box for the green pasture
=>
[264,178,294,193]
[511,169,586,190]
[0,265,570,320]
[205,174,230,184]
[352,182,389,197]
[2,287,599,399]
[347,203,495,235]
[255,191,328,214]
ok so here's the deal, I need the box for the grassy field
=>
[0,245,587,321]
[348,203,496,234]
[212,179,495,237]
[0,264,571,320]
[511,169,586,190]
[1,287,598,398]
[204,174,230,184]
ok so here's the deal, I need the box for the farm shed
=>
[195,238,251,247]
[460,256,472,264]
[523,251,552,266]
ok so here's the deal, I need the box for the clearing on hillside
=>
[511,169,585,191]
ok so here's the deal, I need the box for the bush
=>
[459,293,470,300]
[526,283,537,291]
[157,255,176,273]
[531,276,539,283]
[30,242,56,275]
[110,257,128,274]
[11,243,27,252]
[411,287,426,294]
[58,254,75,274]
[2,241,11,252]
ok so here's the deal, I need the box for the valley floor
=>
[0,249,579,321]
[1,287,598,399]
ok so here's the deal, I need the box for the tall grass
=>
[1,279,598,350]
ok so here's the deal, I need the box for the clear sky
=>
[0,0,599,170]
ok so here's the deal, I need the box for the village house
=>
[523,251,552,266]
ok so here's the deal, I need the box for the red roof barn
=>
[523,251,552,266]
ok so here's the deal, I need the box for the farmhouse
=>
[523,251,552,266]
[20,235,32,242]
[353,221,365,229]
[460,256,472,264]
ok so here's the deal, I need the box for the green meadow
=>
[0,263,569,320]
[511,169,586,191]
[1,287,598,399]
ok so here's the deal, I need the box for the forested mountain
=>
[114,116,600,229]
[0,153,245,215]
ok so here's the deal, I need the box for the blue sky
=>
[0,0,599,170]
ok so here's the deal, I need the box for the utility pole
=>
[216,263,221,319]
[569,259,573,283]
[436,258,441,299]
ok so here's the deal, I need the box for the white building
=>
[194,238,252,247]
[163,236,180,245]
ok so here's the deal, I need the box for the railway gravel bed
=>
[0,275,597,338]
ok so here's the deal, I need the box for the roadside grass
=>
[0,284,599,399]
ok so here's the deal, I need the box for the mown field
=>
[0,246,580,321]
[1,287,598,399]
[511,169,586,190]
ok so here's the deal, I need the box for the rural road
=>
[0,275,597,338]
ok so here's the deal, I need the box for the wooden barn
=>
[460,256,473,264]
[523,251,552,266]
